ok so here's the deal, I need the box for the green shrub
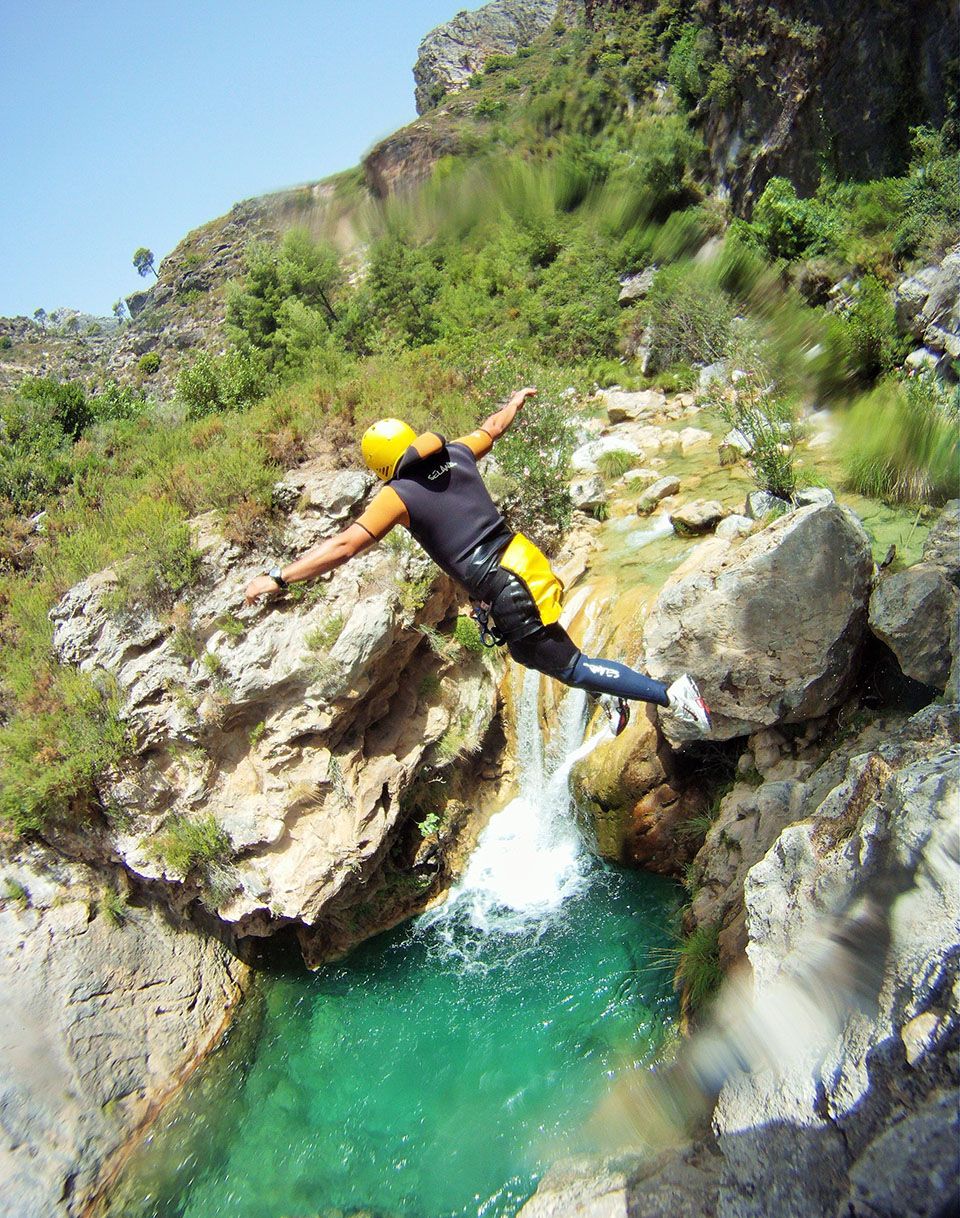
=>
[475,96,508,119]
[226,228,342,372]
[749,177,840,261]
[596,448,637,480]
[17,377,92,438]
[667,24,717,107]
[137,352,161,376]
[0,397,73,511]
[644,264,733,369]
[894,125,960,263]
[175,348,269,419]
[483,53,518,73]
[149,812,232,876]
[715,375,799,499]
[305,612,344,651]
[90,381,148,423]
[108,497,202,606]
[453,615,486,653]
[842,374,960,505]
[820,275,907,392]
[0,668,129,834]
[99,886,128,926]
[494,394,575,547]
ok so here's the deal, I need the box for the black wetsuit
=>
[390,439,669,706]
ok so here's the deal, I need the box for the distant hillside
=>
[0,0,955,402]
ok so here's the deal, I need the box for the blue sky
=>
[0,0,461,318]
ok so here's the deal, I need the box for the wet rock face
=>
[643,504,873,743]
[0,845,246,1218]
[692,0,956,212]
[412,0,571,113]
[47,460,501,964]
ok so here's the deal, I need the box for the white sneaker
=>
[666,674,711,733]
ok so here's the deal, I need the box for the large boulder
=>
[644,504,873,741]
[602,387,667,424]
[0,845,246,1218]
[869,562,959,690]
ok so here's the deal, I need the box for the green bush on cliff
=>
[748,178,840,262]
[149,812,233,877]
[677,921,723,1010]
[227,228,342,372]
[0,667,129,834]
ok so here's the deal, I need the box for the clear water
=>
[106,678,681,1218]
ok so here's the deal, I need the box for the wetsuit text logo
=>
[428,461,454,481]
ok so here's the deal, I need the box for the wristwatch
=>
[266,566,288,590]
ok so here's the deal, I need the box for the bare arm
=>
[479,386,537,441]
[244,523,374,605]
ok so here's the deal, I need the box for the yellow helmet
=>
[361,418,417,480]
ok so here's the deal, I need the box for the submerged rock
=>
[644,503,873,742]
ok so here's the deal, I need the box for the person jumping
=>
[244,387,710,735]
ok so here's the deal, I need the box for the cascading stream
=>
[103,663,679,1218]
[420,669,612,943]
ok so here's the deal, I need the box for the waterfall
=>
[420,667,612,947]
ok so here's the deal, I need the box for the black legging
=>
[507,624,669,706]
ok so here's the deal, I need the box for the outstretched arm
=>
[244,522,374,605]
[479,386,537,441]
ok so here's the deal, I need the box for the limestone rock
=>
[617,266,657,305]
[0,844,246,1218]
[745,489,788,519]
[689,778,808,964]
[570,473,606,513]
[869,562,959,689]
[571,707,690,871]
[894,266,941,339]
[714,705,960,1218]
[715,514,754,540]
[670,500,725,536]
[46,472,501,957]
[676,426,712,455]
[602,387,666,424]
[644,504,873,741]
[412,0,569,113]
[792,486,835,508]
[571,434,642,473]
[637,476,680,514]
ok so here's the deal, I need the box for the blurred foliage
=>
[842,373,960,505]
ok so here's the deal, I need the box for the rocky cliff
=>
[46,459,504,967]
[413,0,578,113]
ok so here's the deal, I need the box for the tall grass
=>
[842,374,960,505]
